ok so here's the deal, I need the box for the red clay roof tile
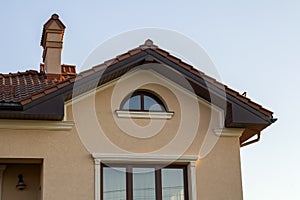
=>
[0,65,75,104]
[128,48,142,56]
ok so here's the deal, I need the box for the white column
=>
[0,165,7,200]
[94,159,101,200]
[188,161,197,200]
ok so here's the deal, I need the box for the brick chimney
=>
[40,14,66,75]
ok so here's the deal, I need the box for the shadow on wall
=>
[1,163,41,200]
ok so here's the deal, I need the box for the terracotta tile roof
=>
[74,39,274,117]
[0,39,273,118]
[0,65,75,104]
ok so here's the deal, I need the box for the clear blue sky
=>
[1,1,299,199]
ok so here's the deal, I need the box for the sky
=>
[0,1,299,199]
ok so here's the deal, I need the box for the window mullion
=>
[141,94,144,111]
[155,168,162,200]
[126,166,133,200]
[183,167,190,199]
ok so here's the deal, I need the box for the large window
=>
[120,90,167,112]
[102,164,188,200]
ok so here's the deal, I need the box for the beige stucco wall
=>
[0,128,94,199]
[68,70,217,155]
[0,69,243,199]
[67,69,243,199]
[197,137,243,200]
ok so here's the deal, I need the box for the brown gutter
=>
[241,133,261,147]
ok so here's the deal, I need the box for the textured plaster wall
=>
[196,137,243,200]
[0,128,93,199]
[67,70,243,199]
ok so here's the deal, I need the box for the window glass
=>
[121,91,166,111]
[123,95,141,110]
[133,168,156,200]
[162,168,185,200]
[144,96,164,111]
[102,165,186,200]
[103,167,126,200]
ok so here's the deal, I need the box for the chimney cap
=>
[51,13,59,19]
[40,13,66,47]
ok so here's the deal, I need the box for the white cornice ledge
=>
[0,120,74,131]
[214,128,245,137]
[92,153,198,163]
[116,110,174,119]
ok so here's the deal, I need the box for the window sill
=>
[115,110,174,119]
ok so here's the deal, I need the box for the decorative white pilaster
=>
[188,161,197,200]
[0,165,7,200]
[94,159,101,200]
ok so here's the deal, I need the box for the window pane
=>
[123,95,141,110]
[162,168,185,200]
[103,167,126,200]
[133,168,156,200]
[144,95,164,111]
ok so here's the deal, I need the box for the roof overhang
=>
[0,45,275,146]
[64,49,275,145]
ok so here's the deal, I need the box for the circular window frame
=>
[120,90,168,112]
[116,90,174,119]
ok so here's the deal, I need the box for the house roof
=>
[0,64,75,104]
[0,40,272,116]
[0,39,276,145]
[36,39,274,115]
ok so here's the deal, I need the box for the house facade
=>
[0,14,275,200]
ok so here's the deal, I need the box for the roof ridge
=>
[0,70,41,77]
[0,63,77,77]
[138,39,158,50]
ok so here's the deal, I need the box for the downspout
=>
[241,118,277,147]
[241,133,261,147]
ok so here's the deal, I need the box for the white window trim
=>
[0,165,6,200]
[115,110,174,119]
[92,153,198,200]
